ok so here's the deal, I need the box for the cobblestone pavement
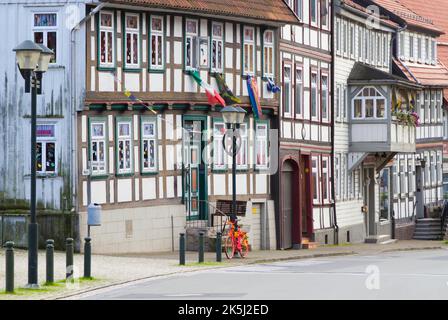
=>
[0,240,445,300]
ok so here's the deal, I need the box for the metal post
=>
[66,238,74,279]
[46,239,54,284]
[232,125,237,223]
[179,233,185,265]
[216,232,222,262]
[198,232,204,263]
[84,237,91,278]
[5,241,14,293]
[27,75,39,288]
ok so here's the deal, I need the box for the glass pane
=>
[100,32,106,63]
[34,32,44,44]
[244,27,254,41]
[100,13,112,27]
[186,20,197,34]
[143,123,155,137]
[365,99,374,118]
[264,31,273,44]
[34,13,57,27]
[152,17,162,31]
[45,142,56,172]
[107,32,112,63]
[126,34,131,64]
[126,15,138,29]
[354,99,363,118]
[36,143,43,171]
[157,35,162,66]
[212,24,222,37]
[47,32,57,62]
[377,99,385,118]
[92,124,104,137]
[37,124,55,137]
[133,33,138,64]
[119,123,130,136]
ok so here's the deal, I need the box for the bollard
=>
[46,239,54,284]
[84,237,92,279]
[179,233,185,265]
[216,232,222,262]
[198,232,204,263]
[5,241,14,293]
[66,238,74,280]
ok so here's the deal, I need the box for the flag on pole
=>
[190,71,226,107]
[247,75,262,119]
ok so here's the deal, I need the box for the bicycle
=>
[224,219,249,259]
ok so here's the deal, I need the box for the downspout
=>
[70,2,107,216]
[331,0,339,245]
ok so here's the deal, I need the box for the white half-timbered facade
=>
[278,0,334,249]
[79,0,298,253]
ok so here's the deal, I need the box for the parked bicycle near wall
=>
[224,219,249,259]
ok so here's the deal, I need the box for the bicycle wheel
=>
[224,236,235,259]
[239,237,249,258]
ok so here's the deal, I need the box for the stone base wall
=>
[79,205,185,254]
[395,220,415,240]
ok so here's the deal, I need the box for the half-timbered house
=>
[278,0,334,249]
[79,0,299,253]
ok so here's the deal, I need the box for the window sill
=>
[90,174,110,180]
[36,173,58,178]
[97,66,116,72]
[148,68,165,74]
[212,168,228,174]
[116,173,135,178]
[140,171,159,176]
[123,67,142,73]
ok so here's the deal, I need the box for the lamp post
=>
[221,106,246,224]
[13,40,53,288]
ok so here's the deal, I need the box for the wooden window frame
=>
[140,116,158,174]
[88,117,108,177]
[98,10,116,70]
[242,25,256,76]
[115,117,134,176]
[149,15,165,72]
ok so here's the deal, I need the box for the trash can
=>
[87,203,102,226]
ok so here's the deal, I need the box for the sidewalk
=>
[0,240,446,300]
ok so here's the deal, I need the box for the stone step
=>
[414,227,443,232]
[413,231,443,236]
[413,235,443,240]
[365,234,390,244]
[416,218,441,222]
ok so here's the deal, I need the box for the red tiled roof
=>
[398,0,448,42]
[394,57,448,87]
[101,0,300,25]
[369,0,443,35]
[341,0,399,28]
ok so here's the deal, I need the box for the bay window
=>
[99,11,115,68]
[150,15,164,70]
[263,30,274,77]
[116,119,133,175]
[211,22,224,73]
[141,118,157,173]
[243,26,255,75]
[352,87,386,119]
[124,13,140,68]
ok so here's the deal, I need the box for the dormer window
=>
[352,87,386,119]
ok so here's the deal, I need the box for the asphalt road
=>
[77,249,448,300]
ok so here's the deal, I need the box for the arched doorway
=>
[281,159,300,249]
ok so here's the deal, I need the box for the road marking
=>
[164,293,203,297]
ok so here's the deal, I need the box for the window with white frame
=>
[425,38,430,64]
[399,32,405,59]
[352,87,386,119]
[437,90,443,122]
[311,0,318,25]
[255,123,269,169]
[263,30,274,77]
[236,123,248,169]
[295,0,303,20]
[364,28,369,64]
[311,72,318,119]
[185,19,199,71]
[370,30,375,63]
[358,26,363,61]
[141,119,157,172]
[90,120,107,175]
[343,85,348,121]
[431,152,436,186]
[36,124,56,174]
[312,156,320,202]
[150,15,164,70]
[283,65,292,116]
[425,91,430,123]
[124,13,140,68]
[335,154,340,200]
[243,26,255,75]
[211,22,224,73]
[376,34,381,65]
[320,0,328,28]
[99,11,114,67]
[336,84,341,121]
[409,34,414,60]
[417,37,422,61]
[321,74,329,120]
[383,34,388,66]
[295,67,303,117]
[349,24,355,58]
[116,120,133,174]
[431,39,436,64]
[322,157,330,203]
[408,156,415,193]
[336,19,341,55]
[343,22,348,56]
[213,121,226,170]
[33,13,57,63]
[437,151,443,184]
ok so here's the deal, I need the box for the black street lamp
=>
[221,106,246,224]
[13,40,53,288]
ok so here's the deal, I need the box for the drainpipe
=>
[331,0,339,245]
[70,3,107,216]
